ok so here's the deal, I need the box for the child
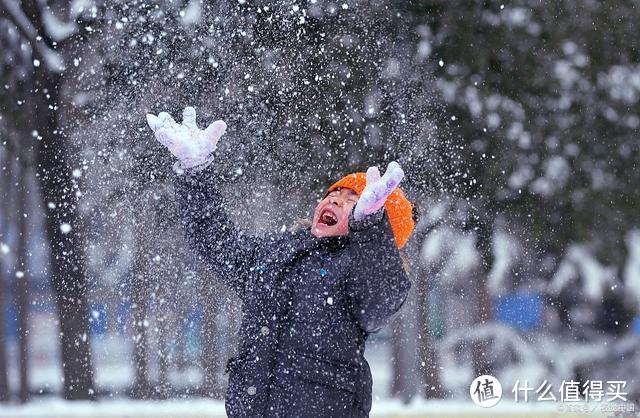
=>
[147,107,414,417]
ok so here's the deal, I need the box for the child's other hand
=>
[146,106,227,169]
[353,161,404,221]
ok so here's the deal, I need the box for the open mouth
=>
[318,208,338,226]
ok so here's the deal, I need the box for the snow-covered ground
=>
[0,398,623,417]
[5,306,637,417]
[8,309,398,398]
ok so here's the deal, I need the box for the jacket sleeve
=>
[174,166,262,298]
[345,209,412,333]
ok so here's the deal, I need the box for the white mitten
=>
[146,106,227,169]
[353,161,404,221]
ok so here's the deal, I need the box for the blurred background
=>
[0,0,639,416]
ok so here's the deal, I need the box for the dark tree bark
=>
[130,229,152,399]
[0,150,11,402]
[199,272,226,399]
[13,156,31,403]
[471,222,494,378]
[156,315,170,399]
[0,0,97,400]
[389,314,408,399]
[390,224,445,401]
[415,267,445,399]
[35,79,96,400]
[200,310,225,399]
[155,256,177,399]
[408,224,445,399]
[131,281,152,399]
[0,270,8,402]
[412,240,446,400]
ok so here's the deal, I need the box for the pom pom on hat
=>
[327,172,415,249]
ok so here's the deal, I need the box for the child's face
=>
[311,187,359,238]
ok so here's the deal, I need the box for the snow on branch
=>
[421,225,481,282]
[42,5,77,41]
[441,322,540,362]
[487,229,522,295]
[2,0,37,38]
[1,0,65,72]
[624,229,640,309]
[70,0,93,20]
[548,244,617,302]
[180,0,202,26]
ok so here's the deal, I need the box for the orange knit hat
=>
[327,172,415,249]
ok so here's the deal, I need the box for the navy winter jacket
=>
[175,167,411,417]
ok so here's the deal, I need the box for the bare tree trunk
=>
[0,0,96,400]
[389,257,418,401]
[156,314,169,399]
[389,314,407,399]
[0,150,11,402]
[13,158,30,403]
[0,271,8,402]
[471,223,494,377]
[155,258,175,399]
[471,277,493,376]
[36,78,95,400]
[415,270,445,398]
[200,274,225,399]
[131,278,152,398]
[130,233,152,399]
[396,227,445,400]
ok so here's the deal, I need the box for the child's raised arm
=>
[346,209,412,334]
[174,169,263,299]
[147,107,262,298]
[345,162,412,333]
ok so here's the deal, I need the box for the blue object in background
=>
[116,302,132,334]
[89,303,108,336]
[5,306,17,339]
[632,317,640,335]
[493,291,543,332]
[4,302,56,339]
[184,306,202,355]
